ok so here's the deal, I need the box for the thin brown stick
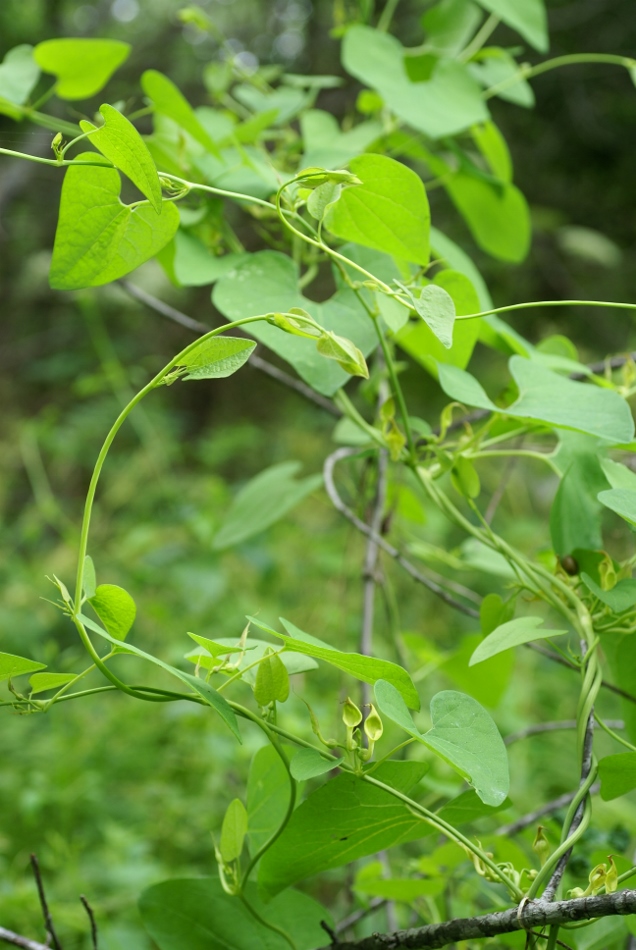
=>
[504,719,623,745]
[315,887,636,950]
[0,927,50,950]
[336,899,388,935]
[118,280,340,416]
[80,896,98,950]
[30,854,62,950]
[496,782,601,836]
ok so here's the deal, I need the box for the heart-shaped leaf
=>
[50,154,179,290]
[408,282,456,349]
[374,680,509,806]
[142,70,220,156]
[289,748,337,781]
[80,104,162,212]
[0,45,40,116]
[33,38,130,100]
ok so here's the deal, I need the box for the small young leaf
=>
[474,0,548,52]
[80,104,162,212]
[29,672,75,695]
[253,651,290,706]
[50,155,179,290]
[219,798,248,863]
[83,555,97,600]
[598,488,636,527]
[451,456,480,498]
[0,653,47,682]
[88,584,136,641]
[247,746,291,856]
[410,283,456,349]
[306,180,342,221]
[599,752,636,801]
[469,617,567,665]
[33,38,130,100]
[316,331,369,378]
[290,748,337,781]
[172,336,256,381]
[187,633,247,657]
[142,70,221,156]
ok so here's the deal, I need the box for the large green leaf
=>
[174,337,256,382]
[423,0,484,55]
[33,38,130,100]
[469,617,567,665]
[0,45,40,116]
[300,109,382,169]
[142,70,220,156]
[438,356,634,444]
[213,462,322,549]
[79,613,241,742]
[246,745,291,856]
[80,104,162,212]
[439,633,513,707]
[88,584,136,641]
[0,652,46,682]
[169,230,248,286]
[212,250,378,396]
[580,574,636,614]
[249,617,420,709]
[598,752,636,801]
[342,26,488,139]
[50,155,179,290]
[374,680,509,805]
[324,154,430,265]
[474,0,548,52]
[140,878,332,950]
[258,761,429,898]
[445,169,530,263]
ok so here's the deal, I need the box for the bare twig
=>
[80,896,98,950]
[324,447,480,618]
[505,719,623,746]
[315,888,636,950]
[0,927,50,950]
[30,855,62,950]
[525,643,636,706]
[336,899,388,935]
[118,280,340,416]
[496,782,601,836]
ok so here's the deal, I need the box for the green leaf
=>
[29,672,76,695]
[254,652,290,705]
[474,0,548,52]
[0,653,46,682]
[438,356,635,444]
[258,761,430,898]
[469,617,567,665]
[219,798,247,863]
[142,70,220,156]
[355,871,445,901]
[342,26,489,139]
[78,612,241,742]
[550,448,608,556]
[598,488,636,527]
[598,752,636,801]
[289,748,337,781]
[247,746,290,856]
[212,251,378,396]
[140,878,332,950]
[580,573,636,614]
[436,788,510,826]
[249,617,420,710]
[469,48,535,108]
[88,584,136,641]
[33,38,130,100]
[173,337,256,381]
[423,0,483,55]
[187,633,247,658]
[186,638,318,682]
[315,330,369,378]
[439,633,513,707]
[50,155,179,290]
[83,555,97,600]
[601,458,636,491]
[213,462,322,550]
[324,154,430,266]
[472,121,512,182]
[410,283,456,349]
[0,45,40,111]
[431,226,493,310]
[446,169,530,262]
[374,680,509,805]
[300,108,382,171]
[170,230,248,286]
[80,104,162,212]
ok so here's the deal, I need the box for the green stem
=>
[595,713,636,752]
[0,146,108,168]
[457,298,636,322]
[483,53,636,101]
[471,448,560,474]
[239,894,297,950]
[459,13,501,62]
[377,0,402,32]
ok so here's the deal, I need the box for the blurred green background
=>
[1,1,636,947]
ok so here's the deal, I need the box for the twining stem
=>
[239,894,297,950]
[483,53,636,101]
[458,299,636,322]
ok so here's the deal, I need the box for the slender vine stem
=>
[483,53,636,101]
